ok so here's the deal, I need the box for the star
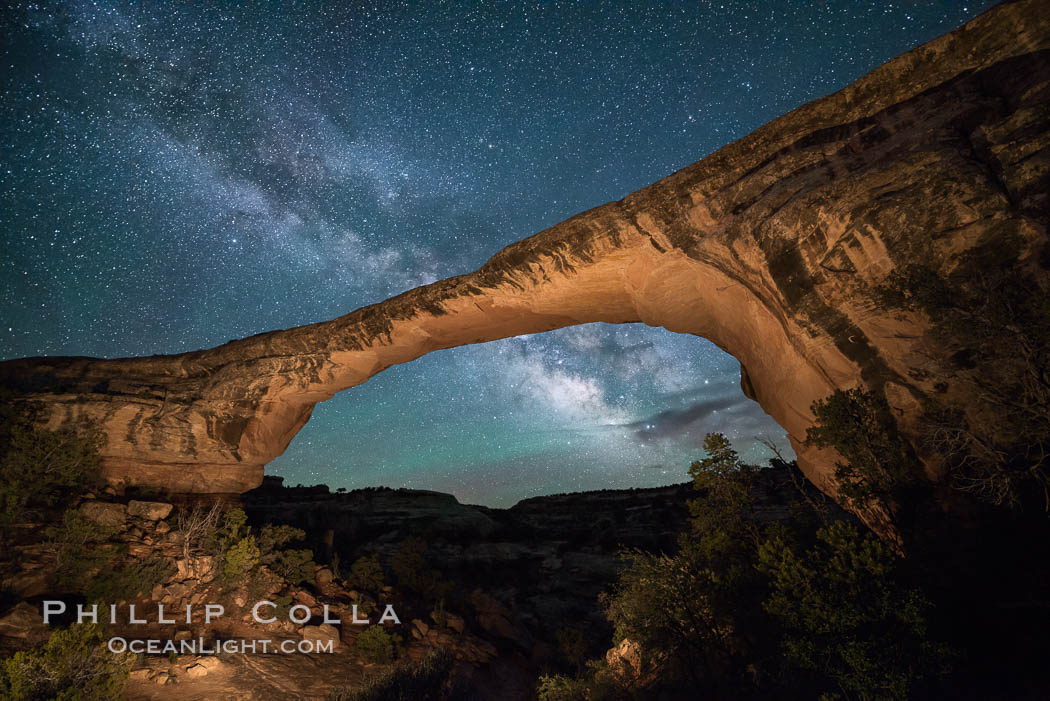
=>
[0,0,995,505]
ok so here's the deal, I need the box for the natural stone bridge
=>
[2,0,1048,507]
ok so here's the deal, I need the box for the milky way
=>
[1,2,993,505]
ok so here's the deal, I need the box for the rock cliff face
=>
[240,466,843,657]
[1,0,1048,498]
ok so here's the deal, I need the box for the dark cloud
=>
[627,396,743,442]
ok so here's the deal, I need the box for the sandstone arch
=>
[2,0,1048,503]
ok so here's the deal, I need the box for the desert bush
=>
[269,547,315,585]
[555,626,589,676]
[348,554,385,593]
[86,556,174,603]
[257,523,305,554]
[215,507,250,552]
[603,544,741,689]
[430,597,448,628]
[758,520,950,700]
[0,399,104,535]
[389,536,428,593]
[536,673,590,701]
[605,433,768,689]
[0,623,133,700]
[328,650,467,701]
[595,433,953,698]
[222,534,260,586]
[257,523,315,584]
[47,509,118,592]
[47,509,172,601]
[209,511,316,590]
[875,236,1050,510]
[173,501,224,560]
[807,388,922,513]
[354,625,401,664]
[536,660,631,701]
[687,432,761,558]
[389,537,452,601]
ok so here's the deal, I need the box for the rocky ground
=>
[0,462,834,699]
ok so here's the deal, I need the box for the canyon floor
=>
[1,464,829,700]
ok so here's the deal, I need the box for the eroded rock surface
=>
[0,0,1048,500]
[242,466,846,647]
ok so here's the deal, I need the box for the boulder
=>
[185,663,209,678]
[300,623,340,649]
[175,556,216,582]
[0,569,48,598]
[195,656,223,670]
[293,590,317,608]
[445,613,465,634]
[0,602,44,639]
[78,501,127,527]
[471,589,532,650]
[128,500,173,520]
[605,638,663,688]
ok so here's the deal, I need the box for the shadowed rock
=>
[1,0,1048,505]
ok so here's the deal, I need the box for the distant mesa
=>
[1,1,1048,515]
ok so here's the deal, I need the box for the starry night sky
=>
[1,2,994,506]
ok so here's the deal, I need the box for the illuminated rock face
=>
[1,0,1048,498]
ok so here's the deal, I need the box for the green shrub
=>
[536,660,628,701]
[215,507,250,552]
[256,523,314,582]
[347,554,385,593]
[214,516,316,589]
[559,434,956,698]
[687,432,760,557]
[807,388,922,512]
[536,674,590,701]
[258,523,306,555]
[222,534,260,587]
[328,650,465,700]
[47,509,118,592]
[758,520,950,699]
[876,237,1050,510]
[602,544,733,687]
[0,400,103,535]
[0,623,133,700]
[430,597,448,628]
[354,626,400,664]
[86,556,174,603]
[46,508,173,601]
[270,547,315,585]
[555,626,589,675]
[602,434,771,689]
[390,537,428,593]
[389,538,454,601]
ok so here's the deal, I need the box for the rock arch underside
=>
[2,1,1048,514]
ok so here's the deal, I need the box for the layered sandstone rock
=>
[1,0,1048,500]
